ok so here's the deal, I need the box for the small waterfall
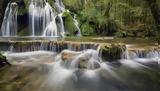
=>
[57,13,65,37]
[29,0,55,36]
[54,0,66,37]
[9,41,99,53]
[73,15,81,37]
[29,0,66,37]
[43,16,58,37]
[122,45,160,60]
[0,2,18,37]
[55,0,65,12]
[43,13,65,37]
[122,45,137,59]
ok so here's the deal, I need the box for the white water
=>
[29,0,55,36]
[57,13,65,37]
[29,0,66,37]
[55,0,65,12]
[43,17,58,37]
[0,0,81,37]
[4,49,160,91]
[0,2,18,37]
[73,14,81,37]
[5,51,56,65]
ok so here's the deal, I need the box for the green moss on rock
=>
[0,53,11,68]
[100,43,126,62]
[63,10,78,35]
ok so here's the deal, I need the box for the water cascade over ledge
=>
[3,46,160,91]
[0,0,81,37]
[29,0,56,36]
[0,2,18,37]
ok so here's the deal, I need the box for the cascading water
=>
[29,0,66,37]
[73,15,81,37]
[0,2,18,37]
[29,0,55,36]
[0,0,81,37]
[43,13,65,37]
[3,48,160,91]
[55,0,65,12]
[122,45,160,60]
[43,16,58,37]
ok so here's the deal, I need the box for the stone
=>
[78,58,88,69]
[100,44,126,62]
[61,50,81,61]
[0,54,11,68]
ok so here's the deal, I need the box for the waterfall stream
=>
[0,2,18,37]
[0,0,81,37]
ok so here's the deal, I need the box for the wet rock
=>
[61,50,81,61]
[0,0,5,25]
[78,58,88,69]
[61,51,73,61]
[60,50,101,70]
[0,53,11,68]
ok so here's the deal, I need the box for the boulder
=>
[0,53,11,68]
[100,44,126,62]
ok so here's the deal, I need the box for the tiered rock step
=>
[0,40,159,61]
[126,44,160,58]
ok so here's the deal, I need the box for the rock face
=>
[0,53,11,68]
[0,0,4,25]
[0,0,10,26]
[100,44,126,62]
[63,0,160,37]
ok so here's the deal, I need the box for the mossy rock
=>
[0,53,11,68]
[63,10,79,36]
[100,44,126,62]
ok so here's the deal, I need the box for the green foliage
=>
[2,0,160,37]
[63,10,77,35]
[80,22,93,36]
[63,0,159,37]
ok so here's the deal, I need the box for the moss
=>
[0,53,11,68]
[63,10,78,35]
[62,0,159,37]
[1,0,159,37]
[100,43,126,62]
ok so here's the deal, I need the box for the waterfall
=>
[73,15,81,37]
[29,0,55,36]
[28,0,66,37]
[0,0,81,37]
[54,0,66,37]
[43,16,58,37]
[57,13,65,37]
[55,0,65,12]
[0,2,18,37]
[122,45,160,60]
[43,13,65,37]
